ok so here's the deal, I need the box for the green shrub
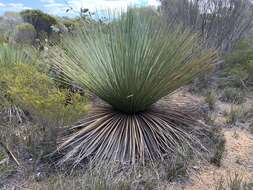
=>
[249,123,253,134]
[62,19,79,31]
[0,36,7,44]
[224,107,245,125]
[37,30,48,41]
[221,38,253,88]
[0,63,89,159]
[0,44,90,160]
[2,64,89,125]
[220,88,245,104]
[189,74,212,95]
[164,154,189,181]
[210,134,225,167]
[205,91,217,110]
[14,23,36,44]
[0,44,37,123]
[20,9,57,37]
[16,22,35,31]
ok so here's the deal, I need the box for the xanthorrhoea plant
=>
[53,9,217,166]
[0,43,36,67]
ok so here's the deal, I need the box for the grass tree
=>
[53,9,217,166]
[0,43,35,66]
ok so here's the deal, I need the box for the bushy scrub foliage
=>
[0,37,7,44]
[0,43,35,123]
[205,90,217,110]
[2,64,89,124]
[210,130,225,167]
[53,9,217,166]
[221,39,253,88]
[0,44,89,160]
[20,9,57,38]
[14,23,37,44]
[0,44,89,124]
[249,123,253,134]
[62,19,80,32]
[219,87,245,104]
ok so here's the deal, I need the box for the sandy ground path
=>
[165,128,253,190]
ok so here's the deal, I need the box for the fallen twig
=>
[0,142,20,166]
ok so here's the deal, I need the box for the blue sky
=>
[0,0,160,17]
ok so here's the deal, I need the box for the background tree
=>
[20,9,57,39]
[160,0,253,52]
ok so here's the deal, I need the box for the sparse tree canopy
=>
[160,0,253,52]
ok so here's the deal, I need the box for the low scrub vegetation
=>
[222,38,253,88]
[220,88,245,104]
[15,23,36,44]
[205,90,217,110]
[20,9,57,37]
[0,43,89,165]
[210,130,226,167]
[215,173,253,190]
[0,1,253,189]
[249,123,253,134]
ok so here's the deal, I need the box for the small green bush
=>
[249,123,253,134]
[15,23,36,44]
[210,134,225,167]
[0,36,7,44]
[221,38,253,88]
[224,107,246,125]
[220,88,245,104]
[164,155,189,181]
[205,91,217,110]
[16,22,36,31]
[0,60,89,159]
[62,19,79,31]
[2,64,89,125]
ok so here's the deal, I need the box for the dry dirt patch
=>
[167,129,253,190]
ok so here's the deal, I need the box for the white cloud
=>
[0,2,5,7]
[42,0,160,17]
[42,0,128,16]
[40,0,55,3]
[0,3,31,13]
[148,0,160,7]
[44,3,68,16]
[68,0,129,11]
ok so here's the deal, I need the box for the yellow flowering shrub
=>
[1,63,89,125]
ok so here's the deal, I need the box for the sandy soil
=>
[163,91,253,190]
[166,128,253,190]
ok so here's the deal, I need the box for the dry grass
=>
[215,173,253,190]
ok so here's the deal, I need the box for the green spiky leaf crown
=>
[54,9,217,113]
